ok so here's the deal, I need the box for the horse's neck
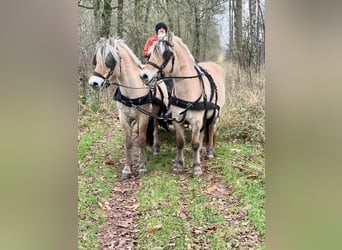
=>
[117,48,147,98]
[173,49,202,101]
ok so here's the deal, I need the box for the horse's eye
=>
[105,53,116,69]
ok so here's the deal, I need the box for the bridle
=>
[145,40,203,82]
[146,40,175,79]
[92,51,121,90]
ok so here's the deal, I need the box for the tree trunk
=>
[249,0,257,71]
[93,0,101,40]
[117,0,123,37]
[100,0,112,38]
[193,5,200,59]
[228,0,234,59]
[234,0,243,67]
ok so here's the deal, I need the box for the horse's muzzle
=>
[88,75,104,90]
[140,73,149,84]
[140,70,156,86]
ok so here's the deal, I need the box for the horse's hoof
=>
[173,168,182,175]
[206,149,214,160]
[173,164,183,175]
[153,145,160,156]
[193,165,202,177]
[121,170,132,180]
[206,153,214,160]
[138,169,147,177]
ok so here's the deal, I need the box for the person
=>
[143,22,174,121]
[142,22,168,59]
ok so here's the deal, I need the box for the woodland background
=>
[78,0,265,81]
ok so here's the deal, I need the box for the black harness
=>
[113,85,164,108]
[170,66,220,129]
[113,85,168,126]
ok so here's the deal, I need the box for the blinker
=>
[105,52,116,70]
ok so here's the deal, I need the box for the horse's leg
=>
[173,122,185,174]
[191,122,202,177]
[137,116,149,177]
[152,118,160,155]
[120,118,133,180]
[206,119,217,160]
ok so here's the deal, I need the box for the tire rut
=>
[97,127,141,249]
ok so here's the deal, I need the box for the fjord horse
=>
[140,32,226,176]
[89,38,169,179]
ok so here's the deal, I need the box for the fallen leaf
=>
[205,183,228,197]
[205,184,218,194]
[147,224,162,233]
[176,210,188,220]
[115,222,129,228]
[130,203,140,210]
[104,159,116,165]
[98,201,104,209]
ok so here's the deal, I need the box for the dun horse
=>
[89,38,169,179]
[140,32,226,176]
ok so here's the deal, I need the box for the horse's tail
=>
[146,117,154,147]
[202,116,216,147]
[203,123,210,146]
[203,124,217,147]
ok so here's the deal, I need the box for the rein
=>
[160,74,203,80]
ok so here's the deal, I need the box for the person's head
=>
[155,22,168,35]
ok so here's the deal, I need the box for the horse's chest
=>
[117,103,137,118]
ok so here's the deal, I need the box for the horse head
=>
[88,38,121,90]
[140,32,175,87]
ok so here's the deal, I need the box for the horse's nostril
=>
[142,74,148,79]
[93,82,98,86]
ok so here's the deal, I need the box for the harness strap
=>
[113,88,156,106]
[170,96,220,112]
[113,88,170,122]
[170,66,220,129]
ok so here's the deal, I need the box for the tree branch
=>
[78,3,94,10]
[78,3,118,10]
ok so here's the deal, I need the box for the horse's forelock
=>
[95,38,120,68]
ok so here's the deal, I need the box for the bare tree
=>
[228,0,234,58]
[249,0,257,70]
[117,0,123,37]
[234,0,243,67]
[78,0,265,71]
[100,0,112,38]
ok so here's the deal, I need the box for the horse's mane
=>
[150,33,196,64]
[173,36,196,64]
[95,37,142,68]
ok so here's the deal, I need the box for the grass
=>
[78,110,122,250]
[78,63,265,249]
[214,141,265,238]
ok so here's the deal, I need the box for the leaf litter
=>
[86,111,264,249]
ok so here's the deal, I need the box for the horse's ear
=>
[167,31,174,46]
